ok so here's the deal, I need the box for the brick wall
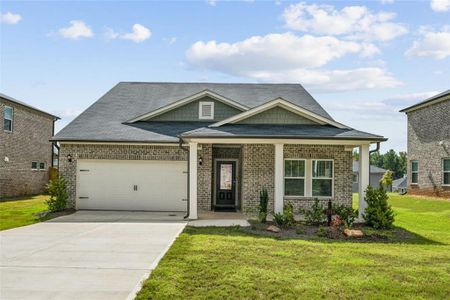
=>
[197,144,212,210]
[0,99,54,198]
[407,98,450,198]
[283,144,353,212]
[59,143,187,208]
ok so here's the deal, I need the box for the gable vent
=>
[199,101,214,120]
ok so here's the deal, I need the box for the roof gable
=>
[127,90,248,123]
[210,98,348,129]
[236,106,320,125]
[400,90,450,113]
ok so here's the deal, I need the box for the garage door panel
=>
[77,160,187,211]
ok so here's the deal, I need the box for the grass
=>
[137,193,450,299]
[0,195,49,230]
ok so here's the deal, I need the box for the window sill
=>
[284,196,333,200]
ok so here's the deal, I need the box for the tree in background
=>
[354,149,407,179]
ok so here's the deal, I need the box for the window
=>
[39,162,46,170]
[443,159,450,185]
[284,159,305,196]
[411,161,418,184]
[312,160,333,197]
[31,161,38,170]
[4,106,13,132]
[353,173,358,183]
[199,101,214,120]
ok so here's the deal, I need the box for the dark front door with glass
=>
[215,160,236,207]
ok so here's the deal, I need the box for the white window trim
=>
[411,160,419,185]
[284,158,306,197]
[312,159,334,198]
[4,105,13,132]
[443,158,450,186]
[31,161,38,171]
[199,101,214,120]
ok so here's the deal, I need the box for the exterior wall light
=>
[67,154,73,163]
[199,156,203,166]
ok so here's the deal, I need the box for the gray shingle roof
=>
[352,161,388,173]
[53,82,386,143]
[392,177,407,188]
[0,92,60,120]
[400,89,450,112]
[181,124,386,141]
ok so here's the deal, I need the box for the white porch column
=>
[274,143,284,214]
[358,144,370,220]
[189,142,198,220]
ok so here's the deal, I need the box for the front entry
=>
[215,160,237,208]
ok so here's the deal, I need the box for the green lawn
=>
[0,195,49,230]
[137,193,450,299]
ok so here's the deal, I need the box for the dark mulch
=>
[242,220,425,243]
[34,209,76,220]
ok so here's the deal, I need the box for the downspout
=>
[369,142,380,154]
[179,137,190,219]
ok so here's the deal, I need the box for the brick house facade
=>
[53,82,385,219]
[401,91,450,198]
[0,94,58,198]
[59,143,352,215]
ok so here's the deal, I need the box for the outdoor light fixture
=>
[67,154,73,163]
[199,156,203,166]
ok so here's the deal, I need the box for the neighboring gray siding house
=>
[392,177,407,194]
[400,90,450,198]
[352,161,387,192]
[52,82,386,219]
[0,93,59,198]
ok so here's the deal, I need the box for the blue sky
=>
[1,0,449,152]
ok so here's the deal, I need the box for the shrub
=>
[258,188,269,223]
[363,186,395,229]
[332,203,358,228]
[304,198,325,225]
[273,202,295,228]
[46,176,68,212]
[316,226,327,237]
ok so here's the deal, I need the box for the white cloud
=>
[105,24,151,43]
[247,68,401,92]
[282,3,407,42]
[430,0,450,12]
[405,27,450,59]
[58,20,93,39]
[207,0,217,6]
[186,32,399,92]
[121,24,151,43]
[1,12,22,24]
[380,0,394,4]
[167,37,177,45]
[187,32,378,72]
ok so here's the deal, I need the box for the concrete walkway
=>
[0,211,186,300]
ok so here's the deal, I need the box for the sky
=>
[1,0,449,153]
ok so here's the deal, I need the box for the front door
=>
[215,160,236,207]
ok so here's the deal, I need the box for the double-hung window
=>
[31,161,38,170]
[284,159,305,196]
[411,161,418,184]
[312,160,333,197]
[4,106,13,132]
[443,159,450,186]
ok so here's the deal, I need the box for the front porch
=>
[186,139,372,221]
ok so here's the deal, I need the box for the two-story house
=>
[0,93,59,198]
[400,90,450,198]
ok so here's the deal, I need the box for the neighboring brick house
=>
[400,90,450,198]
[0,93,59,198]
[52,82,386,219]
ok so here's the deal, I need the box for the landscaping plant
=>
[273,202,295,228]
[380,170,394,190]
[258,188,268,223]
[332,203,358,228]
[304,198,325,225]
[45,176,69,212]
[363,186,395,229]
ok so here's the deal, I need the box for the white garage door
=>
[76,160,187,211]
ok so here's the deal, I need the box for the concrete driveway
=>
[0,211,186,300]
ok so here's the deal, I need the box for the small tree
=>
[258,188,269,223]
[380,170,393,190]
[363,186,395,229]
[46,176,68,212]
